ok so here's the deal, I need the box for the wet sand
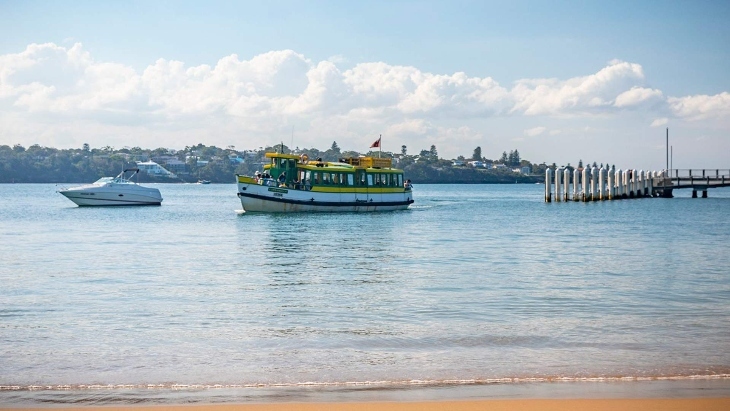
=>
[2,398,729,411]
[3,379,729,409]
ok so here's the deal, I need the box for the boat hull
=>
[237,180,413,213]
[59,187,162,206]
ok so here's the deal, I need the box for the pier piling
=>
[545,167,728,203]
[545,168,553,202]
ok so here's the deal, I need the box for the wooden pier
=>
[545,168,730,202]
[656,169,730,198]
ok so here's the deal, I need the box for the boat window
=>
[323,173,330,184]
[347,174,354,186]
[304,170,312,190]
[367,174,373,186]
[298,170,306,188]
[398,174,403,187]
[313,172,320,184]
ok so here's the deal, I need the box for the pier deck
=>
[654,169,730,198]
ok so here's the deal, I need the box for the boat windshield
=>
[93,177,114,184]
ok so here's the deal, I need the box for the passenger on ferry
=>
[254,171,262,183]
[404,179,413,189]
[278,171,286,187]
[260,171,272,186]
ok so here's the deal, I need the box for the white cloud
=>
[614,87,663,108]
[650,118,668,127]
[0,43,728,166]
[524,126,546,137]
[668,92,730,121]
[326,54,348,65]
[510,60,645,115]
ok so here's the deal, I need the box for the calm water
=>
[1,183,729,405]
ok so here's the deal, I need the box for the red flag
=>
[370,136,381,148]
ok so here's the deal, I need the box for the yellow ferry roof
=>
[263,151,403,172]
[264,152,301,159]
[298,163,403,173]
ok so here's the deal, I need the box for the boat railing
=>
[338,157,392,168]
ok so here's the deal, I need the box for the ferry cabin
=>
[236,152,414,212]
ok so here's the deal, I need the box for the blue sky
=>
[1,0,729,169]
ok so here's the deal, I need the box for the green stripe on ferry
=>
[268,187,289,194]
[309,187,404,193]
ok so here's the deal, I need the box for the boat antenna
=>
[291,126,294,154]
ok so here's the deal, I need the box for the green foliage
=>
[403,161,536,184]
[0,142,543,184]
[508,150,521,166]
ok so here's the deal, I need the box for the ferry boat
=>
[236,153,414,212]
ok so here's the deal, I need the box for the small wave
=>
[3,374,729,392]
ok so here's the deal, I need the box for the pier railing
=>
[668,169,730,179]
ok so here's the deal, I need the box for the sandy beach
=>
[2,398,729,411]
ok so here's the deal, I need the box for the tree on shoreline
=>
[0,143,542,184]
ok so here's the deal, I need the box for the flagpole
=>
[379,134,381,158]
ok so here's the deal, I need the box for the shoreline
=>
[2,379,730,409]
[2,398,730,411]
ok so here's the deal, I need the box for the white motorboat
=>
[58,168,163,206]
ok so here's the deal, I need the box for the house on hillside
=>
[163,158,187,173]
[229,154,245,165]
[136,160,177,178]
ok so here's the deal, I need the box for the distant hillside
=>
[0,143,544,184]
